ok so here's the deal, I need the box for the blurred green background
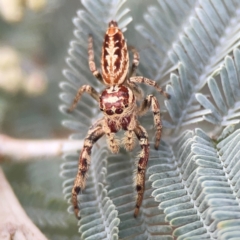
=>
[0,0,82,238]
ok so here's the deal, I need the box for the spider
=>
[68,20,170,220]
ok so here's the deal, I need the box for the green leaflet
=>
[150,128,240,239]
[137,0,240,134]
[196,49,240,128]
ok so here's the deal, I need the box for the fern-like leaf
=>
[61,147,120,240]
[136,0,197,78]
[137,0,240,132]
[150,127,240,239]
[106,144,174,239]
[196,48,240,130]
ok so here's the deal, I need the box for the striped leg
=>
[106,132,120,154]
[102,120,120,154]
[123,130,135,151]
[129,76,170,99]
[88,35,103,83]
[133,124,149,217]
[138,95,162,150]
[123,115,137,151]
[72,125,104,219]
[68,85,99,112]
[123,46,142,99]
[125,79,143,99]
[128,46,140,77]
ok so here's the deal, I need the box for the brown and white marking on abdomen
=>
[101,21,129,85]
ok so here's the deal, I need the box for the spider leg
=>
[125,79,143,99]
[129,76,170,99]
[88,35,103,83]
[128,46,140,77]
[123,130,135,151]
[123,116,137,151]
[72,124,104,219]
[122,46,142,99]
[139,95,162,150]
[106,132,120,154]
[133,124,149,217]
[102,120,120,153]
[68,85,99,112]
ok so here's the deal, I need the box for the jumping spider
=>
[68,20,170,219]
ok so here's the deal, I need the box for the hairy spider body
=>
[69,21,170,220]
[100,85,136,126]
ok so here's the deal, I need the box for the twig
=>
[0,134,83,162]
[0,167,48,240]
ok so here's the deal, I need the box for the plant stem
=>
[0,167,48,240]
[0,134,83,162]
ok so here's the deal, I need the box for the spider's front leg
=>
[68,85,99,112]
[133,124,149,217]
[138,95,162,150]
[72,124,104,219]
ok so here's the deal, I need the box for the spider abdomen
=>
[101,21,129,85]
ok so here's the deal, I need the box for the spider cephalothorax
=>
[100,85,135,115]
[68,20,170,220]
[100,85,136,135]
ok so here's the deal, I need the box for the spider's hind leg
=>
[125,79,143,100]
[129,76,170,99]
[68,85,99,112]
[125,46,143,99]
[72,125,104,219]
[88,35,103,83]
[128,46,140,78]
[138,95,162,150]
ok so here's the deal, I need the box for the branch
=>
[0,134,83,162]
[0,167,48,240]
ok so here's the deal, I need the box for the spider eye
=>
[100,108,103,111]
[115,108,123,114]
[106,110,114,115]
[125,104,128,108]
